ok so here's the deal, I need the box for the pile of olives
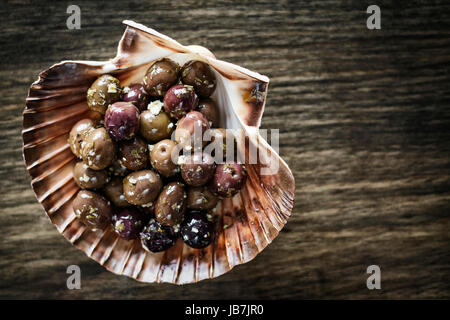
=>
[70,58,247,253]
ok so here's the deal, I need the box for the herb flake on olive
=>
[143,58,180,97]
[209,162,247,198]
[180,210,213,249]
[123,170,163,205]
[155,182,187,227]
[72,190,113,230]
[181,60,217,98]
[104,102,140,141]
[81,127,115,170]
[87,74,121,115]
[140,219,177,252]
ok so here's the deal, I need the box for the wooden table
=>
[1,0,449,299]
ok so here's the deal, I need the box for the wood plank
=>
[0,0,449,299]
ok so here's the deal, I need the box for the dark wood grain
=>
[1,0,449,299]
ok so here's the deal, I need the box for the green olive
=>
[87,75,121,114]
[139,110,174,142]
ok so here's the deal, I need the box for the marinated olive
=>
[69,119,95,158]
[123,170,163,205]
[139,101,174,142]
[210,162,247,198]
[138,202,155,218]
[154,182,187,227]
[107,157,129,177]
[73,161,109,189]
[150,139,179,177]
[187,186,218,211]
[163,84,199,119]
[180,152,215,187]
[180,211,212,249]
[143,58,180,97]
[118,136,149,171]
[87,74,121,114]
[174,111,210,150]
[103,177,130,207]
[205,128,235,159]
[81,127,115,170]
[112,208,146,240]
[122,84,150,112]
[140,219,177,253]
[181,60,216,98]
[197,99,220,128]
[72,190,113,230]
[104,102,140,141]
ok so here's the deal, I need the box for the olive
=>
[138,202,155,218]
[112,208,147,240]
[103,177,130,207]
[205,128,235,159]
[86,74,121,114]
[181,60,216,98]
[187,186,218,211]
[150,139,179,177]
[163,84,199,119]
[73,161,109,189]
[210,162,247,198]
[104,102,140,141]
[81,127,115,170]
[140,219,177,253]
[180,152,215,187]
[197,99,220,128]
[139,102,174,142]
[143,58,180,97]
[123,170,163,205]
[174,111,210,150]
[69,119,95,158]
[154,182,187,227]
[118,136,149,171]
[122,84,150,112]
[72,190,113,230]
[180,211,213,249]
[107,157,129,177]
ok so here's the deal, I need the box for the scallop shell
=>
[22,20,295,284]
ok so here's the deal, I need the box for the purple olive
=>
[122,84,150,112]
[180,152,216,187]
[112,207,147,240]
[163,84,198,119]
[210,162,247,198]
[180,211,213,249]
[174,111,210,150]
[140,219,177,252]
[104,102,140,141]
